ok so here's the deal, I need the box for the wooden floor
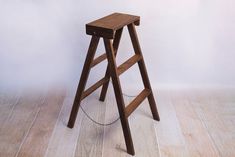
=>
[0,88,234,157]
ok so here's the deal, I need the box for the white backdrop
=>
[0,0,235,91]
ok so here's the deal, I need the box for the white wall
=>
[0,0,235,91]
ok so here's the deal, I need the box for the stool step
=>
[86,13,140,39]
[81,77,109,100]
[117,54,142,76]
[125,89,151,117]
[82,54,141,100]
[91,53,107,68]
[91,53,142,76]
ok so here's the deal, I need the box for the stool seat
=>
[86,13,140,39]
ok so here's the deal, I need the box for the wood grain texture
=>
[173,98,220,157]
[125,89,150,117]
[103,38,135,155]
[45,91,83,157]
[74,93,106,157]
[86,13,140,39]
[0,89,235,157]
[103,90,160,157]
[127,95,160,157]
[0,93,43,157]
[16,90,65,157]
[102,91,129,157]
[82,77,109,100]
[0,92,19,130]
[154,91,188,157]
[75,16,158,155]
[99,27,123,102]
[127,23,160,121]
[68,36,100,128]
[91,53,107,68]
[117,54,142,76]
[192,92,235,157]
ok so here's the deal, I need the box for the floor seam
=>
[14,96,45,157]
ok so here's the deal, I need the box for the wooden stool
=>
[67,13,160,155]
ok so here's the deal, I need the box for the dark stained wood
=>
[68,13,160,155]
[91,53,107,68]
[84,55,141,102]
[81,77,109,100]
[125,89,151,117]
[127,23,160,121]
[68,36,100,128]
[103,38,135,155]
[86,13,139,39]
[99,28,123,101]
[117,54,142,76]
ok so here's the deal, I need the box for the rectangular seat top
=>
[86,13,140,39]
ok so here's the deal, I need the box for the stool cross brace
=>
[67,13,160,156]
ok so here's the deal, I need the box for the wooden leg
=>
[67,36,100,128]
[99,28,123,101]
[127,23,160,121]
[103,38,135,155]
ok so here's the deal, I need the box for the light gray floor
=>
[0,88,234,157]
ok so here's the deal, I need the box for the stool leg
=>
[104,38,135,155]
[99,28,123,101]
[68,36,100,128]
[127,23,160,121]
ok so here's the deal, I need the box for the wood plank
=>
[127,94,160,157]
[192,94,235,157]
[104,38,134,155]
[127,23,160,121]
[125,89,150,117]
[102,91,128,157]
[68,36,100,128]
[173,98,220,157]
[45,89,84,157]
[16,90,65,157]
[86,13,140,39]
[0,92,43,157]
[103,90,160,157]
[0,92,19,129]
[2,89,234,157]
[99,27,123,101]
[81,77,109,100]
[91,53,107,68]
[154,91,188,157]
[74,93,106,157]
[117,54,142,76]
